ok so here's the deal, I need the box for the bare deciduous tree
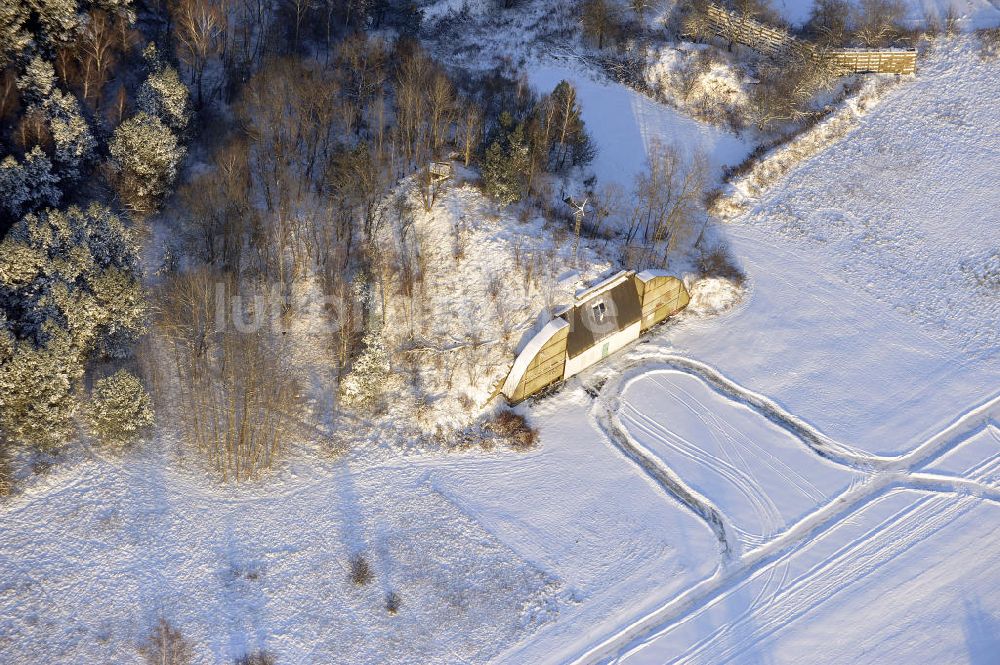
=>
[854,0,905,47]
[805,0,853,47]
[139,618,193,665]
[75,9,118,108]
[171,0,224,108]
[624,141,708,268]
[580,0,621,49]
[155,270,307,482]
[459,99,482,166]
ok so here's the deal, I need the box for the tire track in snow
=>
[655,454,1000,664]
[571,350,1000,665]
[602,351,882,469]
[620,404,784,549]
[592,386,739,561]
[650,372,826,503]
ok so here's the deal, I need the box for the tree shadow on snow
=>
[962,598,1000,665]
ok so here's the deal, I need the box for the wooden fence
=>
[703,3,798,56]
[826,49,916,74]
[695,3,917,75]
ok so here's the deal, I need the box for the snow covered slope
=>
[527,61,752,189]
[771,0,1000,27]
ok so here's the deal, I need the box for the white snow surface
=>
[619,369,860,551]
[772,0,1000,27]
[0,399,719,664]
[516,36,1000,665]
[617,489,1000,664]
[527,60,752,190]
[921,424,1000,486]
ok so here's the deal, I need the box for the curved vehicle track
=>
[578,349,1000,665]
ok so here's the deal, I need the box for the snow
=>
[0,388,720,663]
[0,454,565,663]
[619,369,860,551]
[644,45,753,128]
[616,488,1000,663]
[518,36,1000,665]
[526,61,752,190]
[921,424,1000,485]
[771,0,1000,28]
[667,38,1000,454]
[3,10,1000,664]
[372,176,611,431]
[685,276,744,315]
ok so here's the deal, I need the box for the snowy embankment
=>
[373,175,609,434]
[527,61,752,191]
[771,0,1000,28]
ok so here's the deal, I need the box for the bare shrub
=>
[234,652,275,665]
[747,55,833,131]
[385,591,402,615]
[977,27,1000,58]
[140,618,193,665]
[350,554,374,586]
[698,244,746,285]
[853,0,905,47]
[580,0,624,49]
[0,442,12,498]
[484,410,538,451]
[722,143,771,182]
[804,0,854,47]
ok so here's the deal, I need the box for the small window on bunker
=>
[592,301,607,322]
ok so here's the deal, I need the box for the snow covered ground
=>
[678,38,1000,453]
[509,35,1000,665]
[527,61,752,189]
[0,403,721,663]
[2,15,999,665]
[614,489,1000,664]
[922,424,1000,486]
[618,369,860,551]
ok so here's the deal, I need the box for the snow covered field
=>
[614,489,1000,664]
[0,404,722,663]
[2,9,999,663]
[677,38,1000,453]
[618,369,860,551]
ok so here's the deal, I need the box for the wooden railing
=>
[693,3,917,75]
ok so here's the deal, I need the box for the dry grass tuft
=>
[234,652,275,665]
[698,245,746,286]
[350,553,374,586]
[385,591,402,615]
[977,27,1000,58]
[484,410,539,451]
